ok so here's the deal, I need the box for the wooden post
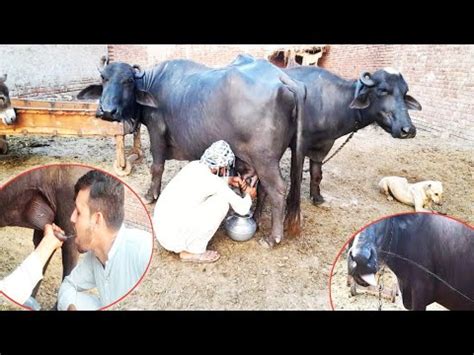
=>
[115,135,126,169]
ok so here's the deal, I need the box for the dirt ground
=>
[1,113,473,310]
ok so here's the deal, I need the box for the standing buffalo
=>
[0,74,16,154]
[0,166,87,293]
[283,66,421,205]
[348,213,474,310]
[78,55,306,247]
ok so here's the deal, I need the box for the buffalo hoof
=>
[143,191,157,205]
[311,195,325,206]
[258,236,276,249]
[130,148,144,162]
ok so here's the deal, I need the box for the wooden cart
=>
[0,99,143,176]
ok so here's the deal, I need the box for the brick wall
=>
[320,45,474,142]
[107,45,149,68]
[0,45,107,98]
[108,45,280,68]
[147,45,270,67]
[12,45,466,142]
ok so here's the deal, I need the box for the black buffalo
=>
[0,73,16,154]
[283,66,421,205]
[78,55,306,247]
[0,166,88,298]
[348,213,474,310]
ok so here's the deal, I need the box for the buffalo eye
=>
[126,77,134,84]
[101,75,108,83]
[377,88,389,96]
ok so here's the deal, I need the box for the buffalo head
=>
[347,221,387,287]
[349,68,421,139]
[77,56,158,129]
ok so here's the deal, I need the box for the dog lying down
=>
[378,176,443,212]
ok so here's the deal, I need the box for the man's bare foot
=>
[179,250,220,263]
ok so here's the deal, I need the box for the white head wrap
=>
[200,140,235,170]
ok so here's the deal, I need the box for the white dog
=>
[378,176,443,212]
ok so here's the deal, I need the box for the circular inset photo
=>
[330,212,474,310]
[0,164,154,310]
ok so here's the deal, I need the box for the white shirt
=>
[153,161,252,253]
[0,252,43,305]
[57,225,152,310]
[154,161,251,220]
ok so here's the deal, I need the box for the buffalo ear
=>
[350,84,371,109]
[77,85,103,99]
[349,93,370,109]
[405,95,422,111]
[0,73,7,83]
[132,64,145,79]
[100,55,109,69]
[135,90,158,108]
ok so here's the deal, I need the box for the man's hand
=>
[228,176,256,198]
[228,176,243,188]
[244,185,257,199]
[43,224,65,250]
[33,224,65,268]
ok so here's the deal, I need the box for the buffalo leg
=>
[0,135,7,154]
[409,283,433,311]
[253,184,267,230]
[130,124,144,162]
[308,142,335,205]
[144,128,167,204]
[310,159,324,205]
[256,162,286,248]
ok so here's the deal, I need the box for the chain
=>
[322,131,357,165]
[322,118,360,165]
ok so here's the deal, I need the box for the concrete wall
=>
[0,45,107,97]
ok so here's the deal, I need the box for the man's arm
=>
[0,224,63,305]
[0,252,43,305]
[222,185,253,216]
[57,252,98,310]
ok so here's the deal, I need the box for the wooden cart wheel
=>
[113,158,132,176]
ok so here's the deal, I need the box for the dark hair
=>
[74,170,124,230]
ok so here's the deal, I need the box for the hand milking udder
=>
[50,223,76,241]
